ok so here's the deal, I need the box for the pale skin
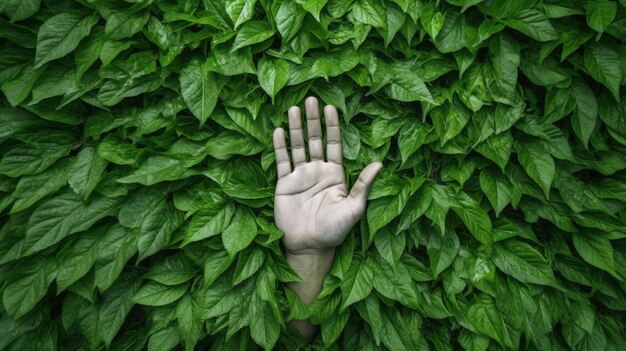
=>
[272,96,382,340]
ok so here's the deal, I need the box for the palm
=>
[272,97,382,254]
[276,162,355,251]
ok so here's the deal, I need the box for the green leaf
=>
[205,45,256,76]
[205,131,265,159]
[56,225,107,292]
[99,271,142,347]
[1,63,46,107]
[350,0,386,28]
[398,121,431,164]
[379,303,417,350]
[474,131,513,170]
[321,309,350,347]
[584,43,621,101]
[443,157,479,187]
[516,120,574,161]
[584,0,617,33]
[543,3,585,18]
[275,1,306,42]
[104,10,149,40]
[230,21,275,52]
[180,58,220,126]
[148,326,179,351]
[225,106,270,144]
[427,229,460,278]
[398,186,433,232]
[570,78,598,149]
[311,80,348,116]
[372,255,420,308]
[432,102,471,145]
[176,294,203,349]
[384,69,435,103]
[380,3,405,46]
[34,12,98,68]
[329,231,354,280]
[29,65,77,104]
[0,0,40,22]
[257,57,289,100]
[451,192,493,245]
[183,202,236,245]
[248,293,281,350]
[10,157,74,213]
[340,122,361,160]
[134,282,188,306]
[556,172,603,212]
[521,58,571,87]
[442,157,477,188]
[96,135,142,165]
[489,34,520,98]
[572,232,618,277]
[506,9,558,42]
[286,47,360,85]
[435,11,478,52]
[555,255,592,287]
[97,72,160,106]
[226,0,256,30]
[73,27,105,79]
[366,117,405,148]
[470,109,497,144]
[100,40,134,66]
[302,0,329,21]
[136,202,184,262]
[425,184,454,236]
[222,207,257,257]
[592,178,626,202]
[515,138,555,199]
[118,186,169,228]
[341,256,375,309]
[232,247,265,285]
[203,250,234,286]
[3,1,626,348]
[355,295,382,344]
[2,255,56,319]
[68,146,108,201]
[94,224,137,292]
[479,167,513,217]
[467,294,513,347]
[419,7,444,40]
[144,255,197,286]
[116,155,197,186]
[24,102,87,125]
[367,178,422,240]
[458,329,490,351]
[493,239,559,286]
[0,108,38,141]
[98,50,156,80]
[374,227,405,269]
[24,191,121,255]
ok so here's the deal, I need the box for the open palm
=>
[273,97,382,254]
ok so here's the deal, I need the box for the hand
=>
[273,96,382,254]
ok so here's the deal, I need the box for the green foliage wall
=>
[1,0,626,350]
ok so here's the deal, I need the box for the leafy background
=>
[1,0,626,350]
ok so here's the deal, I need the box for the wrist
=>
[286,248,335,283]
[286,247,336,257]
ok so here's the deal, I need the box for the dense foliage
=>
[1,0,626,350]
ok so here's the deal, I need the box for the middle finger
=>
[305,96,324,162]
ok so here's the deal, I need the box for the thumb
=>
[347,162,383,213]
